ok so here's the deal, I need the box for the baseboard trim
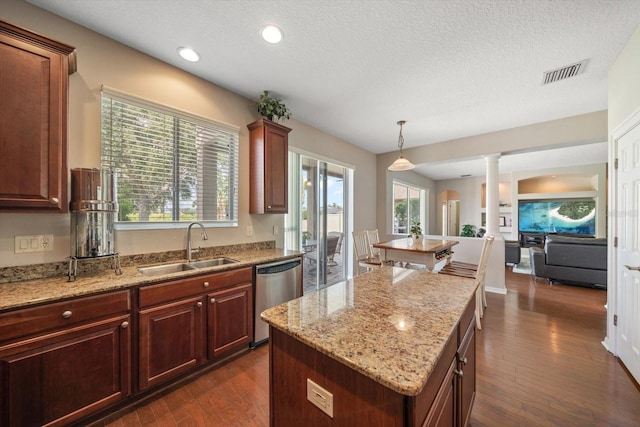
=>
[486,286,507,295]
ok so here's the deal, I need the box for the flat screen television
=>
[518,199,596,235]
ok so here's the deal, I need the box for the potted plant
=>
[408,221,423,244]
[460,224,476,237]
[257,90,291,122]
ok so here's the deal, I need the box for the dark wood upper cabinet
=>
[247,118,291,214]
[0,20,77,212]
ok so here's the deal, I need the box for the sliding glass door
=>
[286,152,350,293]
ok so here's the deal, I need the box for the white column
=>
[485,154,501,237]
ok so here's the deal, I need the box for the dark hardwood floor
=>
[95,268,640,426]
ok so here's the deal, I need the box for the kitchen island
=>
[261,266,478,427]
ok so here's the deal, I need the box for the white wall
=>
[0,0,377,268]
[605,24,640,350]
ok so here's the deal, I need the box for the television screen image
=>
[518,199,596,235]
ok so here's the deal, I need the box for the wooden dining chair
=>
[366,229,381,258]
[353,230,382,274]
[439,235,494,330]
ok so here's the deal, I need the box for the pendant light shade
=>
[388,120,415,171]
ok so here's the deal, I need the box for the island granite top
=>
[261,266,477,396]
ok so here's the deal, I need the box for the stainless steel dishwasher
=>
[253,258,302,346]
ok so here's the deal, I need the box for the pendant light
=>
[388,120,415,171]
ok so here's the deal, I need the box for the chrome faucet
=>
[187,222,208,262]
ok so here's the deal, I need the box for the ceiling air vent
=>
[542,59,588,85]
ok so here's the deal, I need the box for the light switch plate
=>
[307,378,333,418]
[247,226,254,237]
[15,234,54,253]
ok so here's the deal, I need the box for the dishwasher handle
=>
[256,259,301,275]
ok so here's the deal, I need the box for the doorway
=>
[439,190,460,236]
[611,113,640,384]
[285,152,351,293]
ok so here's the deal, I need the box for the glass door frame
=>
[286,149,353,292]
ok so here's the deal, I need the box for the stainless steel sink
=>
[138,262,197,276]
[138,258,239,276]
[189,257,239,268]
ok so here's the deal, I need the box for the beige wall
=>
[376,166,437,243]
[376,112,608,239]
[0,0,376,267]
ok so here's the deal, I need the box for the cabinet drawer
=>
[139,267,253,308]
[189,267,252,291]
[0,290,130,343]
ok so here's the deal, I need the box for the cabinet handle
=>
[50,197,59,204]
[460,357,468,365]
[62,310,72,319]
[203,281,209,287]
[210,298,216,304]
[121,321,129,329]
[454,369,463,377]
[267,205,272,209]
[196,301,203,308]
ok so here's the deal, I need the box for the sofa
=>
[505,240,521,264]
[529,235,607,289]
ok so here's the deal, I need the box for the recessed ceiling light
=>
[177,47,200,62]
[261,25,283,44]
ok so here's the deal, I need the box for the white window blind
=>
[100,87,238,227]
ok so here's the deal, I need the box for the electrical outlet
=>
[273,225,279,235]
[15,234,54,253]
[307,379,333,418]
[247,226,254,237]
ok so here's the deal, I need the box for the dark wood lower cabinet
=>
[270,295,477,427]
[423,358,457,427]
[0,266,255,426]
[137,267,253,390]
[208,283,253,358]
[0,314,131,427]
[457,320,476,427]
[138,296,205,390]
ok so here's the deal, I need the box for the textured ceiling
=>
[26,0,640,179]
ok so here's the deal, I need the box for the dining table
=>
[373,238,459,271]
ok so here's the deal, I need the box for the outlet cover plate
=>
[307,378,333,418]
[15,234,54,253]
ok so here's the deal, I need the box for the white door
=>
[616,121,640,383]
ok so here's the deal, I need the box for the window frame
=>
[390,179,428,236]
[100,86,239,230]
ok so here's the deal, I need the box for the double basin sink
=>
[138,257,239,277]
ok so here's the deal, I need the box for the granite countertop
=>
[0,248,301,312]
[261,266,477,396]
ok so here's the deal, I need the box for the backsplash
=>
[0,241,276,284]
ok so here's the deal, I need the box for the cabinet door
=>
[138,296,205,390]
[457,322,476,427]
[0,21,74,212]
[0,315,131,427]
[422,358,457,427]
[263,125,288,213]
[248,118,291,214]
[208,283,253,359]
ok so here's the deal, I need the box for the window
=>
[100,87,238,228]
[392,180,427,234]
